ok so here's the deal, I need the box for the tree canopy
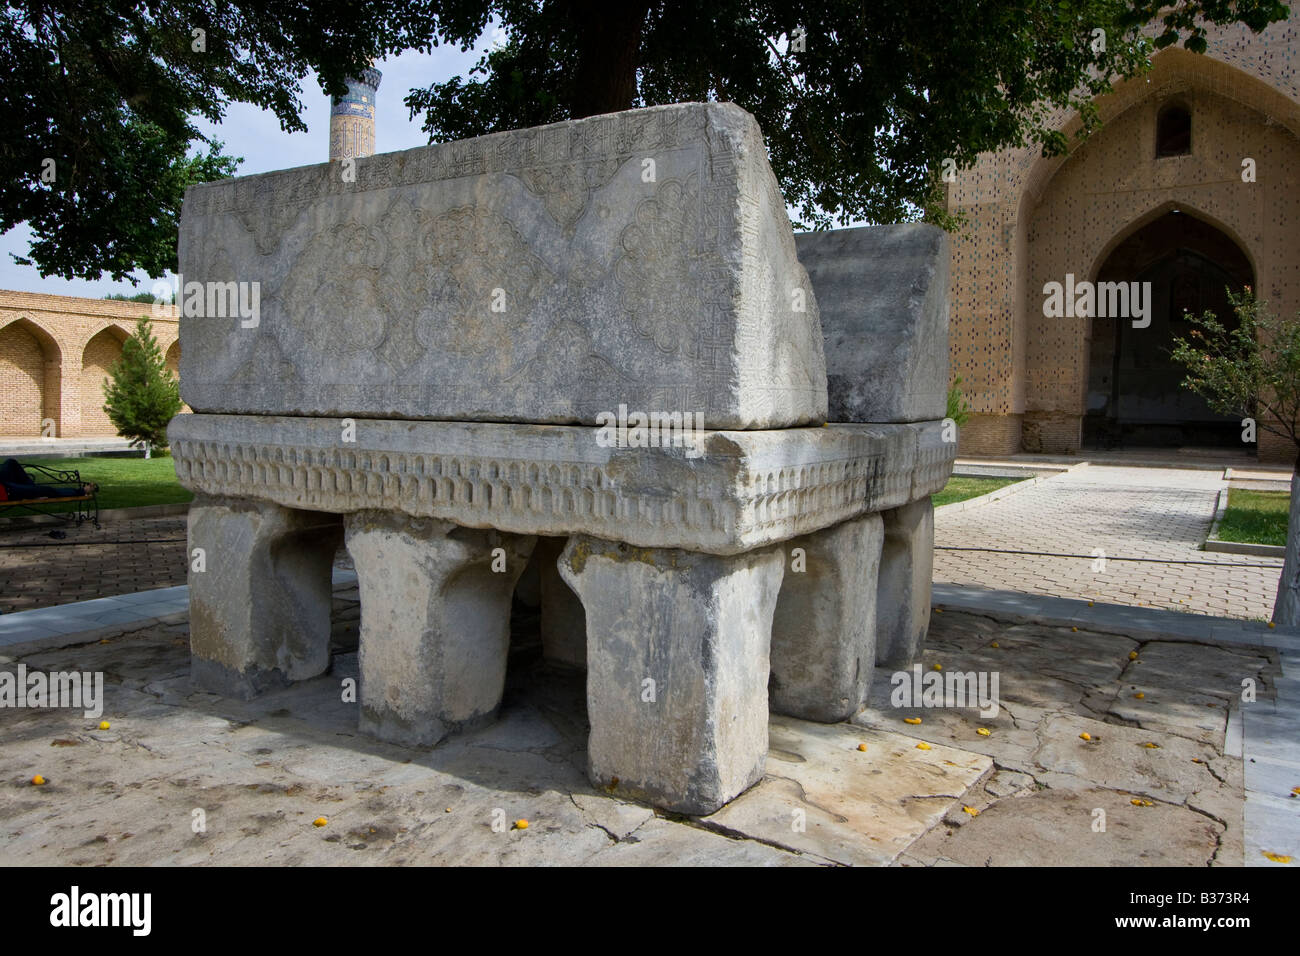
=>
[407,0,1290,228]
[102,316,182,450]
[1,0,1290,281]
[1,0,441,281]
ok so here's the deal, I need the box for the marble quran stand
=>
[170,102,954,815]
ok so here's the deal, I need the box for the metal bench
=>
[0,460,100,528]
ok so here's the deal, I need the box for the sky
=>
[0,33,497,299]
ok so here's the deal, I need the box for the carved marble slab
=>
[169,414,953,555]
[178,102,827,429]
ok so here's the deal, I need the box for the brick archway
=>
[0,317,61,436]
[80,326,128,437]
[1084,209,1254,450]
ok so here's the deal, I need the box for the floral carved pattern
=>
[614,176,725,356]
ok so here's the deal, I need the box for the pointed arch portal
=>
[1083,211,1254,450]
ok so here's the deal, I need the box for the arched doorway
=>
[1083,210,1253,450]
[165,339,181,379]
[0,318,61,435]
[81,327,127,436]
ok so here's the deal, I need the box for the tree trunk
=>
[1271,461,1300,625]
[565,0,649,118]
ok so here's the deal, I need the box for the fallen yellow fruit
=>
[1261,851,1291,863]
[903,717,922,725]
[990,642,1000,649]
[915,742,931,750]
[1130,798,1153,807]
[1269,622,1276,629]
[1071,627,1078,632]
[1088,601,1094,607]
[1128,651,1139,660]
[312,817,328,827]
[31,775,46,786]
[934,608,943,613]
[1143,742,1160,749]
[513,819,529,830]
[1291,786,1300,797]
[857,743,868,752]
[976,728,991,737]
[933,663,942,671]
[97,721,110,730]
[445,808,453,813]
[1079,732,1091,741]
[962,806,979,816]
[1134,692,1145,699]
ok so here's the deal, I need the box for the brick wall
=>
[947,12,1300,456]
[0,290,178,437]
[957,414,1022,457]
[0,321,46,435]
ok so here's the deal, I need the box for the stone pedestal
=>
[187,496,342,698]
[343,512,536,747]
[770,512,884,722]
[536,536,586,667]
[559,536,784,815]
[875,499,935,668]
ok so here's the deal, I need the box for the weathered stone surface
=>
[2,593,1262,867]
[795,224,949,423]
[559,535,784,814]
[770,513,883,722]
[534,537,586,667]
[702,715,990,866]
[875,498,935,667]
[344,511,536,747]
[1031,714,1219,804]
[179,102,826,429]
[187,495,342,698]
[932,787,1224,867]
[170,414,955,554]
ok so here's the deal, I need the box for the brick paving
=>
[0,517,187,614]
[935,464,1284,620]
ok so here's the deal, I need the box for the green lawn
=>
[932,475,1025,508]
[4,455,192,513]
[1216,488,1289,547]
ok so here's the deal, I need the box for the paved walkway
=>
[0,517,187,615]
[0,436,139,458]
[935,464,1284,620]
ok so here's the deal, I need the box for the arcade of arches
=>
[946,13,1300,464]
[0,290,179,437]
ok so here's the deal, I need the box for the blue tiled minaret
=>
[329,67,382,162]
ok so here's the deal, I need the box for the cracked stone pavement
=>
[0,588,1281,866]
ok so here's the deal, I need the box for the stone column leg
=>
[770,513,884,722]
[559,536,784,815]
[344,512,536,748]
[187,495,342,699]
[537,537,586,668]
[875,498,935,668]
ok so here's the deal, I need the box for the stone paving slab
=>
[1,583,1288,866]
[933,584,1298,868]
[0,625,983,866]
[701,715,990,866]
